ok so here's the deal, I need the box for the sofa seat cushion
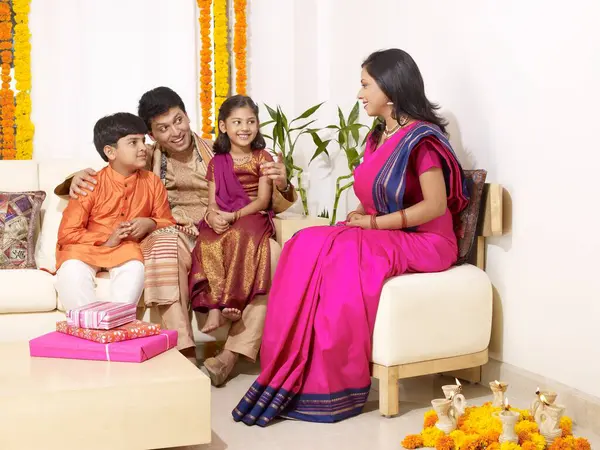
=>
[372,264,492,367]
[0,269,57,313]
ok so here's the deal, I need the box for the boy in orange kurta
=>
[55,113,175,311]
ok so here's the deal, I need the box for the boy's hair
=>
[138,86,187,130]
[213,95,267,155]
[93,113,148,162]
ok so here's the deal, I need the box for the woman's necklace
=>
[383,123,401,140]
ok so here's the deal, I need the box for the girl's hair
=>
[213,95,267,154]
[362,48,448,146]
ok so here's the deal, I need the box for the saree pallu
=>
[233,122,469,426]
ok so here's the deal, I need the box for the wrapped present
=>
[29,329,178,363]
[56,320,161,344]
[66,301,137,330]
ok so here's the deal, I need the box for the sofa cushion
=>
[0,269,57,313]
[372,264,492,367]
[0,191,46,269]
[456,170,487,265]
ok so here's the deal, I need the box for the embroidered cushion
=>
[455,170,487,265]
[0,191,46,269]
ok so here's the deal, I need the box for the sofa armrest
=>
[273,216,329,247]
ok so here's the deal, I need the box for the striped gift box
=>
[66,301,136,330]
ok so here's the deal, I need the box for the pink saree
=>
[232,122,469,426]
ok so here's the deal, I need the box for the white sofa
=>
[0,159,327,347]
[0,159,214,344]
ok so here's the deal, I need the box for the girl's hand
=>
[217,210,236,223]
[347,212,366,223]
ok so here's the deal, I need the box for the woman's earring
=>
[386,102,393,105]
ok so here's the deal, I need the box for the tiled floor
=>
[175,361,600,450]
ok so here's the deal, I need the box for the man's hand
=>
[127,218,156,241]
[70,168,97,199]
[207,211,230,234]
[103,222,131,247]
[261,152,289,192]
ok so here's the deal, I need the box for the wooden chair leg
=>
[378,366,400,417]
[444,366,482,384]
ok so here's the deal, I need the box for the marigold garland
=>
[198,0,213,139]
[14,0,33,160]
[213,0,228,136]
[401,402,591,450]
[233,0,247,95]
[0,0,14,160]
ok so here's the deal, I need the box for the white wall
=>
[28,0,600,398]
[30,0,199,161]
[249,0,600,398]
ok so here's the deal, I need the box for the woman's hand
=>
[345,215,371,229]
[347,212,366,224]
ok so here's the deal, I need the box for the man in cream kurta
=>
[55,87,296,385]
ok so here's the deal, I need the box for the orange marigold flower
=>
[487,444,501,450]
[435,435,455,450]
[521,443,537,450]
[423,410,438,428]
[559,416,573,437]
[573,438,591,450]
[401,434,424,449]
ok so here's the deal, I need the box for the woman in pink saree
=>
[233,48,470,426]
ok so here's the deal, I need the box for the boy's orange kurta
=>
[56,166,175,270]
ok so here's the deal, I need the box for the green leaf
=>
[278,106,289,132]
[346,147,360,169]
[325,125,340,130]
[291,102,325,123]
[290,119,317,132]
[260,119,275,128]
[338,128,347,147]
[263,134,273,142]
[264,104,278,121]
[337,106,347,128]
[309,140,331,164]
[310,131,324,147]
[348,101,360,125]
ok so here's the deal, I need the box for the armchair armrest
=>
[273,215,330,247]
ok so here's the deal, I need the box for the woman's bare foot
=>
[201,309,226,333]
[222,308,242,322]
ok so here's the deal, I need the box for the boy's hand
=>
[127,218,156,241]
[103,222,131,247]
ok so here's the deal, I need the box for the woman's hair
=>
[213,95,267,154]
[362,49,447,145]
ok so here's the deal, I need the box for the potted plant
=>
[261,102,328,216]
[309,102,376,224]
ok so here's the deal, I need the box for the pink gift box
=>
[66,301,137,330]
[29,329,178,363]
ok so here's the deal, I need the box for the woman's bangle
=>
[400,210,407,229]
[346,210,359,221]
[370,214,379,230]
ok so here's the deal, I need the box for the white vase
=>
[494,410,519,444]
[431,398,457,433]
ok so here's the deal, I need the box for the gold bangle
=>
[400,210,407,229]
[370,214,379,230]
